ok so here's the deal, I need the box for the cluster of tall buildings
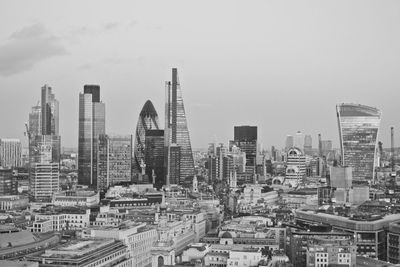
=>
[28,85,61,201]
[74,68,195,193]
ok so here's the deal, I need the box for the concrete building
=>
[86,222,158,267]
[388,221,400,264]
[226,247,262,267]
[0,139,22,168]
[295,209,400,260]
[26,239,131,267]
[0,169,17,196]
[33,206,90,231]
[52,190,99,207]
[285,147,306,187]
[0,195,28,211]
[29,162,59,201]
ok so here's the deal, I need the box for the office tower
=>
[304,135,312,156]
[0,169,17,195]
[285,147,306,186]
[145,130,164,188]
[30,163,59,201]
[98,134,133,192]
[29,105,42,136]
[321,140,333,157]
[336,103,381,182]
[207,143,226,184]
[78,85,106,188]
[231,126,257,169]
[0,139,22,168]
[29,135,61,164]
[285,135,294,151]
[164,68,195,185]
[41,84,59,136]
[133,100,160,176]
[294,131,305,150]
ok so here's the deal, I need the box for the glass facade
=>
[98,134,132,192]
[78,87,106,188]
[164,68,195,185]
[133,100,160,176]
[145,129,164,188]
[336,104,381,182]
[41,85,59,136]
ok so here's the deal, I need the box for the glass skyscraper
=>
[41,84,59,136]
[164,68,195,185]
[336,103,381,182]
[145,129,164,188]
[133,100,160,176]
[78,85,106,188]
[231,126,258,168]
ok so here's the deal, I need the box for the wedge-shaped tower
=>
[133,100,160,174]
[164,68,195,185]
[336,103,381,182]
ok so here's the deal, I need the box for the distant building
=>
[145,130,165,188]
[28,105,42,137]
[231,126,257,169]
[336,103,381,182]
[164,68,195,185]
[78,85,106,188]
[285,147,306,186]
[52,190,99,207]
[133,100,160,177]
[0,139,22,168]
[41,85,59,136]
[0,169,17,195]
[0,195,28,211]
[285,135,294,151]
[98,134,133,192]
[294,131,305,151]
[304,135,312,156]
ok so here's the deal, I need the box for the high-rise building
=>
[145,129,164,188]
[285,147,306,186]
[29,105,42,137]
[285,135,294,151]
[336,103,381,182]
[29,135,61,164]
[231,126,257,169]
[78,85,106,188]
[98,134,133,192]
[294,131,305,150]
[164,68,195,185]
[133,100,160,176]
[0,138,22,168]
[30,162,59,201]
[0,169,17,195]
[304,135,312,156]
[41,84,59,136]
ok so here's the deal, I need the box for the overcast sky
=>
[1,1,400,150]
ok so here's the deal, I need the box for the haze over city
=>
[1,0,400,150]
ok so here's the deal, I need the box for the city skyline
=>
[1,1,400,150]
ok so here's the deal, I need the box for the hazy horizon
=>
[1,1,400,151]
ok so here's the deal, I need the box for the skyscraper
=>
[0,139,22,168]
[145,129,164,188]
[41,84,59,136]
[285,135,294,151]
[28,86,61,201]
[294,131,305,150]
[164,68,195,185]
[98,134,133,192]
[304,135,312,156]
[78,85,106,188]
[336,103,381,182]
[133,100,160,176]
[231,126,257,169]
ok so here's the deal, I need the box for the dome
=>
[140,100,158,117]
[221,232,232,239]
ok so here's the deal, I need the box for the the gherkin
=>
[133,100,160,174]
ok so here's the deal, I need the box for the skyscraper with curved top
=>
[336,103,381,182]
[133,100,160,175]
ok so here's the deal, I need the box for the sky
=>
[1,1,400,150]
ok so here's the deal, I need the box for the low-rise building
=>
[0,195,28,211]
[52,190,99,207]
[26,239,131,267]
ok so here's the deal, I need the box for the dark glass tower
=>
[231,126,258,168]
[78,85,106,188]
[41,84,59,136]
[336,103,381,182]
[133,100,160,176]
[145,129,164,188]
[164,68,195,185]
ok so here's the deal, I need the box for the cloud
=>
[0,24,67,76]
[104,22,119,31]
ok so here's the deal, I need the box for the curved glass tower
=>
[133,100,160,174]
[336,103,381,182]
